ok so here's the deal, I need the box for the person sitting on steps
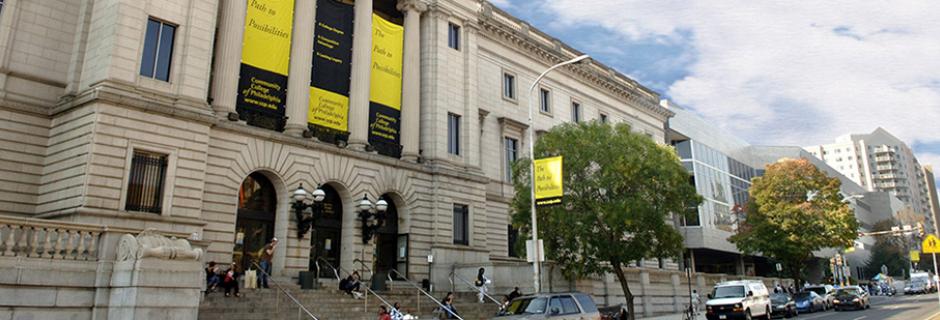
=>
[339,271,364,299]
[221,262,241,297]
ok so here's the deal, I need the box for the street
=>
[782,295,939,320]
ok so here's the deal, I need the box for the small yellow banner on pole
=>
[534,156,563,206]
[911,250,921,262]
[923,234,940,254]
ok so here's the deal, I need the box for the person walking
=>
[258,237,278,289]
[221,262,241,297]
[691,289,701,313]
[390,302,405,320]
[475,267,490,303]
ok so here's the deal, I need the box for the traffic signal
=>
[918,223,925,237]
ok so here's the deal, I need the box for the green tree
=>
[864,219,908,278]
[510,122,701,320]
[730,158,858,288]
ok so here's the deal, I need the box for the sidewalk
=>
[642,312,704,320]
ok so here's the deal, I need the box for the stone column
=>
[209,0,247,120]
[346,0,374,150]
[397,0,427,161]
[284,0,317,136]
[640,270,652,317]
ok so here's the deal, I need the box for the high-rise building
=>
[804,128,939,233]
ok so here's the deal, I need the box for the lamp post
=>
[291,183,326,238]
[526,54,589,293]
[357,194,389,244]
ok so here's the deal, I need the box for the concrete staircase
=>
[198,283,501,320]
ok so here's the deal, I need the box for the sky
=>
[491,0,940,183]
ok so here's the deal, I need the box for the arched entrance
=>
[310,184,343,277]
[234,172,277,272]
[373,194,407,290]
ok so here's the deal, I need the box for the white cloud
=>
[542,1,940,178]
[487,0,513,9]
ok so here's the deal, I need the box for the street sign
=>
[923,234,940,254]
[911,250,921,262]
[776,263,782,272]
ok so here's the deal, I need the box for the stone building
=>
[0,0,676,296]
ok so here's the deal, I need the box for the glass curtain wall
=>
[674,140,758,231]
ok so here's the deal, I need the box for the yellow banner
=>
[369,14,403,110]
[534,156,563,205]
[309,87,349,132]
[242,0,294,75]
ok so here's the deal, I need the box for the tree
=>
[730,158,858,288]
[864,219,908,278]
[510,122,701,320]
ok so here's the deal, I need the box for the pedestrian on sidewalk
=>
[221,262,241,297]
[258,237,278,289]
[475,267,491,303]
[691,289,700,313]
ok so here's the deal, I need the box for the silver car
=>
[491,292,602,320]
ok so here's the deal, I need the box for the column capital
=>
[397,0,428,13]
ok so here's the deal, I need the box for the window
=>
[447,23,460,50]
[549,296,580,315]
[0,0,4,15]
[453,204,469,245]
[140,18,176,81]
[504,137,518,182]
[571,101,581,122]
[599,113,608,124]
[502,73,516,100]
[507,225,519,257]
[539,88,551,113]
[125,150,169,213]
[448,113,461,155]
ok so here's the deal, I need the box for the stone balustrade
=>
[0,216,106,261]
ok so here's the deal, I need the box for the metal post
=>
[525,54,589,294]
[933,253,940,307]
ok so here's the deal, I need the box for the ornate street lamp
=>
[291,183,326,238]
[357,194,388,244]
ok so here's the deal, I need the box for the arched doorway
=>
[310,184,343,277]
[373,194,406,290]
[234,172,277,272]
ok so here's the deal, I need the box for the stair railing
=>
[386,268,464,320]
[325,259,393,311]
[449,271,503,306]
[315,257,341,282]
[251,261,320,320]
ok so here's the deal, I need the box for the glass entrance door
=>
[233,173,277,273]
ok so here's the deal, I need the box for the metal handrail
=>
[324,259,394,310]
[450,272,502,306]
[387,268,463,320]
[315,257,341,282]
[251,261,319,320]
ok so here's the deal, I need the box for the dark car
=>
[833,286,870,311]
[769,293,797,318]
[793,291,825,313]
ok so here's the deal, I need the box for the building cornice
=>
[475,1,674,120]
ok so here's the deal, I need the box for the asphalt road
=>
[789,294,940,320]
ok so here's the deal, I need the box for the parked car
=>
[492,292,601,320]
[705,280,771,320]
[793,291,825,313]
[803,285,834,309]
[906,280,928,294]
[769,293,797,319]
[833,286,871,311]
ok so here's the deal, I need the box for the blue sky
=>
[493,0,940,182]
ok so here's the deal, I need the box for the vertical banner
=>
[368,14,404,158]
[308,0,354,142]
[237,0,295,131]
[534,156,564,207]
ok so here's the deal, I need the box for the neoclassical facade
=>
[0,0,672,291]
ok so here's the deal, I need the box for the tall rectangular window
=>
[125,150,169,213]
[0,0,5,15]
[504,137,518,182]
[503,73,516,100]
[508,225,519,257]
[453,204,469,245]
[140,18,176,81]
[571,101,581,122]
[448,23,460,50]
[448,113,461,155]
[539,88,551,113]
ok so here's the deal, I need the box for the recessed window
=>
[453,204,469,245]
[539,88,551,113]
[507,225,519,257]
[448,23,460,50]
[599,113,608,124]
[125,150,169,213]
[504,137,518,182]
[140,18,176,81]
[503,72,516,100]
[571,101,581,122]
[0,0,5,15]
[448,113,461,155]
